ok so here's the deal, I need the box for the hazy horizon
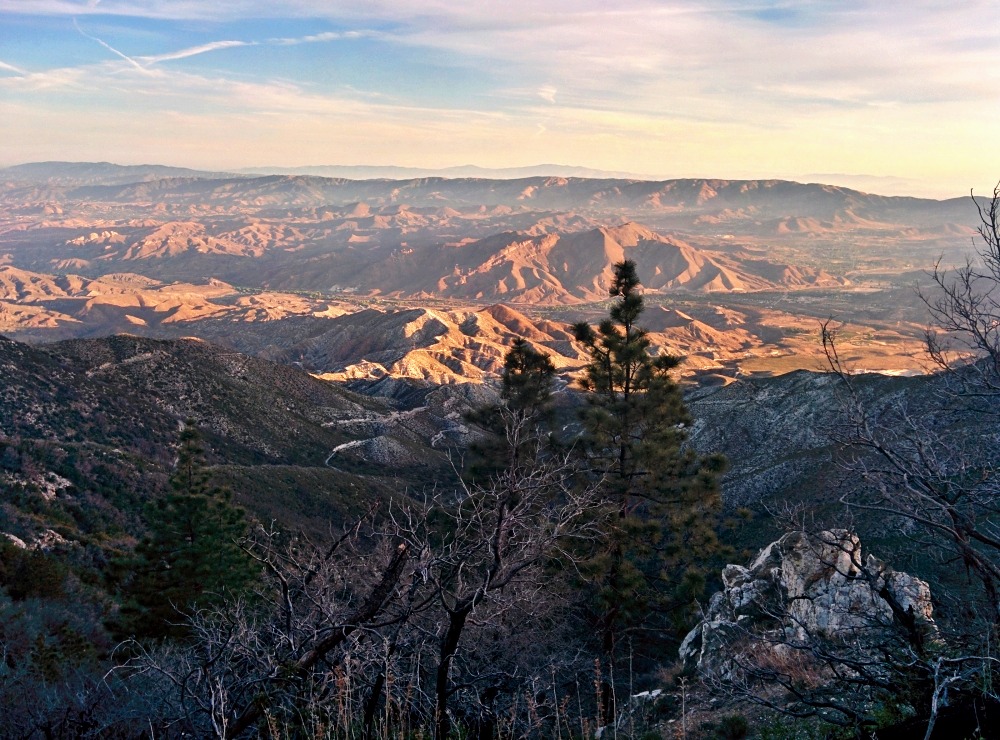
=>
[2,1,999,200]
[1,159,979,201]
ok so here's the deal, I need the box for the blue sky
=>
[2,1,999,197]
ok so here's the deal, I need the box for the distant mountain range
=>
[1,161,976,211]
[238,163,646,181]
[0,161,241,186]
[0,160,978,382]
[6,168,974,215]
[0,161,644,187]
[2,162,962,201]
[0,166,975,299]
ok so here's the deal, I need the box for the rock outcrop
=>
[680,530,934,678]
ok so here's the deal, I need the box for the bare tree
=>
[822,315,1000,625]
[116,402,606,739]
[808,188,1000,623]
[924,183,1000,391]
[389,403,606,739]
[786,185,1000,733]
[115,508,418,738]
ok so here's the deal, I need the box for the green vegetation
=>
[0,259,777,737]
[117,420,257,640]
[571,260,728,676]
[464,335,557,482]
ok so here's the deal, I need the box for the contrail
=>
[268,30,374,46]
[73,18,153,75]
[69,24,366,75]
[0,60,26,75]
[143,40,253,65]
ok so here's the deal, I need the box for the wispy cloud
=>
[134,30,370,66]
[141,40,253,65]
[269,30,373,45]
[2,0,998,196]
[0,65,88,91]
[537,86,556,104]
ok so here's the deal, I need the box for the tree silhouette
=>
[120,420,256,640]
[465,337,558,483]
[571,260,727,703]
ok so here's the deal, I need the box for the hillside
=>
[0,334,485,545]
[1,328,959,549]
[389,223,845,304]
[3,328,984,617]
[2,324,993,737]
[0,206,857,301]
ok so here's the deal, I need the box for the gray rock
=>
[680,529,935,678]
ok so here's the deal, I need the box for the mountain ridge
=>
[0,161,970,382]
[2,161,975,204]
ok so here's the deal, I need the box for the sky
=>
[1,1,999,198]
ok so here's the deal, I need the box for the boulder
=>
[680,529,934,678]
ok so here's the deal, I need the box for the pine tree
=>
[500,337,557,418]
[465,337,557,482]
[571,260,727,678]
[120,420,256,640]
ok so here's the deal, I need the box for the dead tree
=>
[115,510,420,738]
[116,403,605,739]
[797,184,1000,733]
[822,320,1000,625]
[389,403,606,739]
[924,182,1000,391]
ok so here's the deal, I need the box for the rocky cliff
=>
[680,529,935,680]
